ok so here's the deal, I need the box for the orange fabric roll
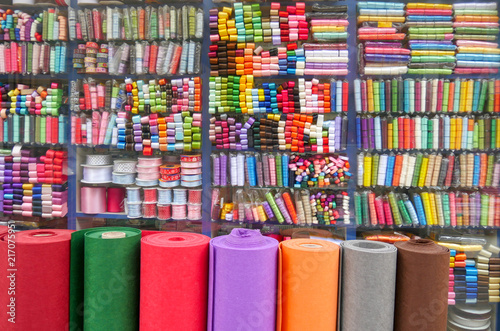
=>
[277,239,340,331]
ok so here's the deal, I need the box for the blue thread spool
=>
[158,188,173,204]
[126,187,141,203]
[126,202,142,218]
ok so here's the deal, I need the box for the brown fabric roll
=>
[394,239,450,331]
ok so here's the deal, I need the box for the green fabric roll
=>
[70,227,141,331]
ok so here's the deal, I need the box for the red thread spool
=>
[188,189,203,204]
[143,188,157,203]
[107,187,125,213]
[157,204,172,220]
[142,203,157,218]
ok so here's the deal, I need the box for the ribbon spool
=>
[187,204,202,220]
[107,187,125,213]
[138,157,163,167]
[127,202,142,218]
[126,187,141,203]
[172,203,187,220]
[157,204,172,220]
[77,0,98,4]
[173,188,187,204]
[143,188,157,203]
[86,154,112,166]
[114,160,138,173]
[158,188,173,204]
[81,165,113,183]
[112,172,136,185]
[142,203,157,218]
[135,178,158,187]
[188,189,202,204]
[80,186,107,214]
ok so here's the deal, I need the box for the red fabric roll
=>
[140,232,210,331]
[0,225,8,236]
[0,229,73,331]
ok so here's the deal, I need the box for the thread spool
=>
[187,203,202,220]
[173,188,187,204]
[114,160,138,173]
[138,157,163,166]
[188,189,202,204]
[126,186,141,202]
[143,188,157,203]
[172,203,187,220]
[142,202,157,218]
[81,165,113,183]
[158,188,173,204]
[135,179,158,187]
[159,179,180,188]
[181,161,202,169]
[112,172,136,185]
[157,204,172,220]
[107,187,125,213]
[80,186,107,214]
[127,202,142,218]
[136,172,161,181]
[86,154,112,166]
[181,179,202,187]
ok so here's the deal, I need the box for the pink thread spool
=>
[187,203,202,220]
[188,189,203,204]
[142,202,157,218]
[157,204,172,220]
[107,187,125,213]
[143,188,157,203]
[172,203,187,220]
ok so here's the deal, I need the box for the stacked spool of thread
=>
[356,115,500,151]
[211,152,351,189]
[476,245,500,303]
[159,164,181,188]
[112,159,137,185]
[80,154,113,184]
[210,113,347,152]
[448,247,481,305]
[0,8,68,42]
[211,187,349,225]
[453,2,500,74]
[135,156,162,187]
[209,76,348,114]
[179,154,202,188]
[72,6,203,42]
[0,42,66,75]
[354,190,500,228]
[354,78,500,114]
[357,1,408,75]
[357,152,500,189]
[448,304,494,329]
[0,147,68,218]
[406,3,456,75]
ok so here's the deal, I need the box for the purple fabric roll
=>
[208,228,278,331]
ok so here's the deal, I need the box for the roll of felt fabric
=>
[394,239,450,331]
[69,227,141,331]
[0,225,8,235]
[0,229,72,331]
[140,232,210,331]
[208,228,279,331]
[340,240,397,331]
[277,239,340,331]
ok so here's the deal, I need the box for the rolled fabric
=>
[0,225,8,235]
[0,229,73,331]
[277,239,340,331]
[140,232,210,331]
[69,227,141,331]
[341,240,397,331]
[394,239,450,331]
[208,228,279,331]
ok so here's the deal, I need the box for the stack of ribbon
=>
[210,114,347,152]
[209,76,348,114]
[355,190,500,228]
[0,147,67,218]
[211,187,349,225]
[453,2,500,74]
[0,82,66,145]
[357,152,500,189]
[406,3,456,74]
[0,42,67,75]
[0,8,67,41]
[357,1,408,75]
[477,245,500,302]
[70,6,203,42]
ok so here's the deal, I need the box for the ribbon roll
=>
[80,186,107,214]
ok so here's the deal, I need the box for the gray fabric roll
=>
[340,240,398,331]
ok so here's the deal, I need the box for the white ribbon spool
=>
[81,165,113,183]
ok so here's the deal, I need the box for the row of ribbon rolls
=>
[211,187,349,225]
[0,8,67,42]
[68,6,203,42]
[210,113,347,153]
[210,2,350,76]
[0,146,67,219]
[0,82,66,145]
[355,189,500,228]
[354,78,500,114]
[357,115,500,151]
[210,76,349,115]
[71,77,201,154]
[357,2,500,75]
[212,152,351,189]
[357,152,500,189]
[73,40,200,75]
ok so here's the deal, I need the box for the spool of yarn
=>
[140,232,210,331]
[0,229,73,331]
[114,160,138,173]
[107,187,125,213]
[278,239,340,331]
[80,187,107,214]
[126,187,141,203]
[86,154,112,166]
[208,229,279,331]
[81,165,113,183]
